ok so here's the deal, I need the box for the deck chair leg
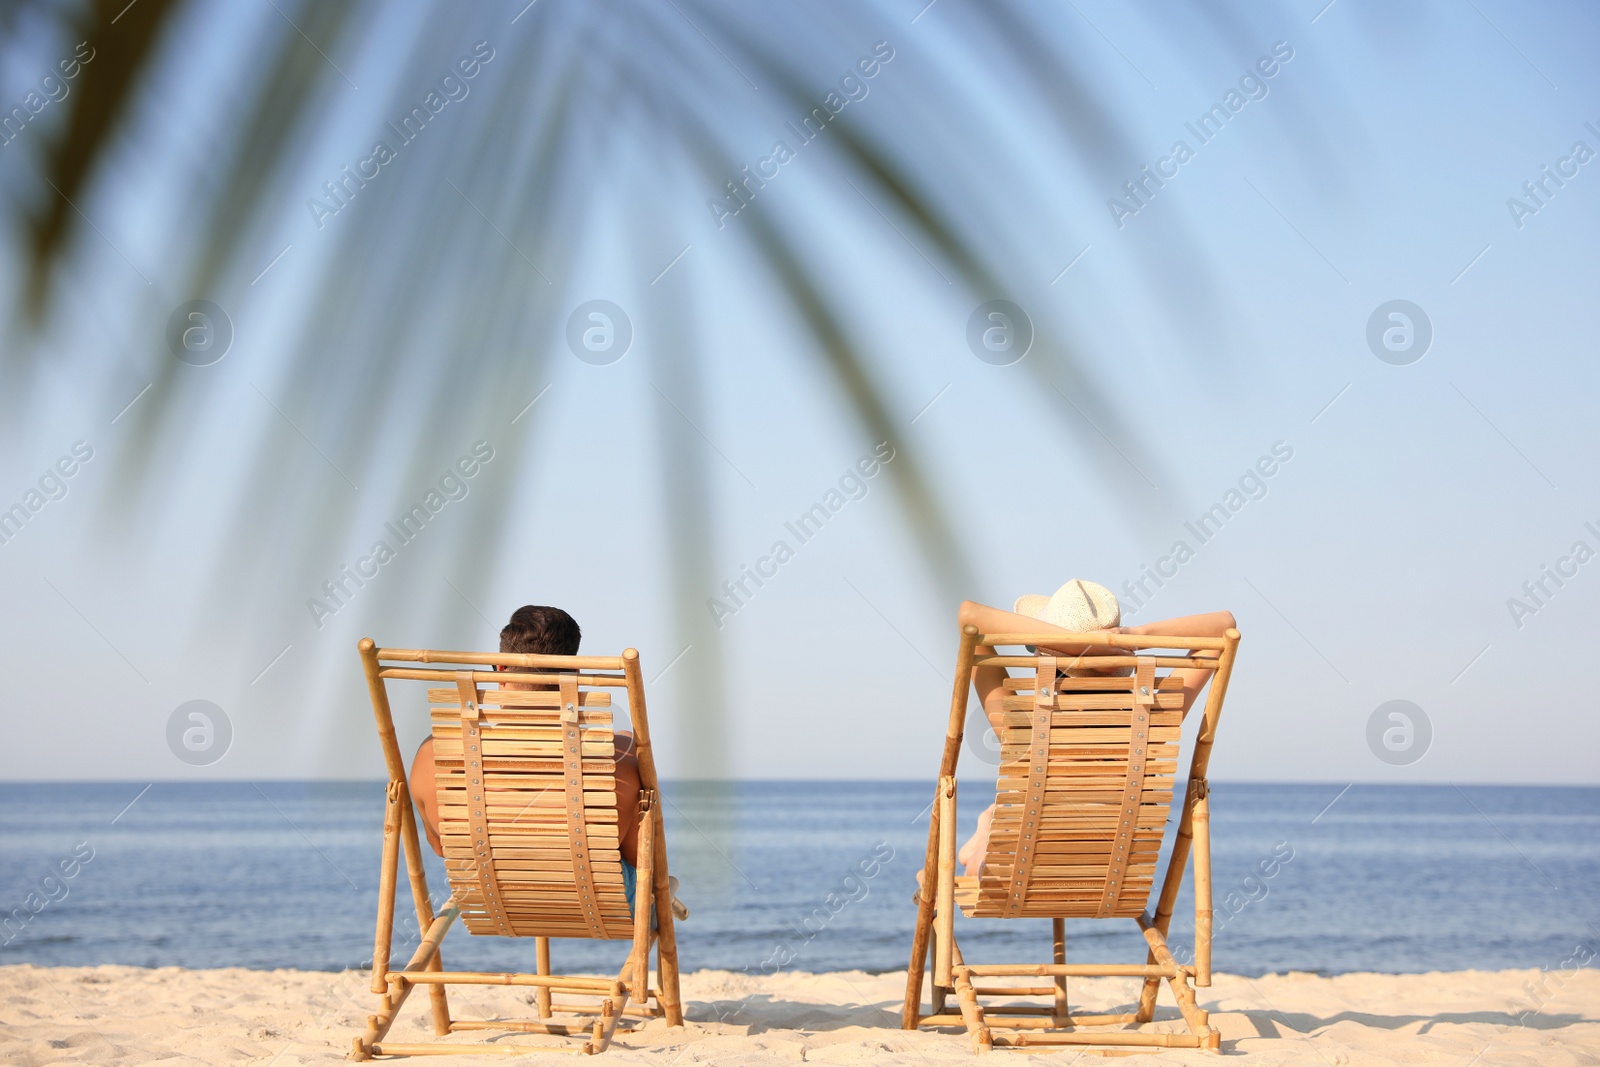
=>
[906,624,980,1030]
[933,775,958,988]
[903,879,934,1027]
[370,782,404,995]
[1193,786,1214,987]
[395,797,451,1035]
[646,802,684,1026]
[926,935,947,1017]
[1140,916,1214,1045]
[628,796,657,1004]
[1165,973,1214,1045]
[360,640,451,1037]
[620,649,683,1028]
[1140,776,1205,1023]
[903,780,947,1028]
[951,962,993,1053]
[654,928,678,1025]
[1051,918,1068,1025]
[934,935,970,1018]
[1134,950,1162,1022]
[592,981,629,1053]
[534,938,553,1019]
[352,906,458,1058]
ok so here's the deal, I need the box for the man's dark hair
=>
[500,605,581,656]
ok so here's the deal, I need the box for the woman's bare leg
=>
[409,736,445,857]
[958,802,996,876]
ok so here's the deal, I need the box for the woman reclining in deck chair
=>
[956,579,1236,875]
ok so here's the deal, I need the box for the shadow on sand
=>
[685,993,1598,1047]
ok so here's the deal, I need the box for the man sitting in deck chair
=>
[409,604,683,918]
[955,580,1236,875]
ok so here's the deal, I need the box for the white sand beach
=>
[3,964,1596,1065]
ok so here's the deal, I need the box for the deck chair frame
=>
[902,624,1241,1053]
[350,639,683,1058]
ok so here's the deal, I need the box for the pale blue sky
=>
[0,0,1595,782]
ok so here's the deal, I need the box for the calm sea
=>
[1,782,1596,978]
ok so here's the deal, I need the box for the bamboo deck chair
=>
[903,624,1241,1053]
[350,639,683,1058]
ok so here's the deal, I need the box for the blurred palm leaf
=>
[3,0,1304,774]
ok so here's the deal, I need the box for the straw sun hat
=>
[1013,578,1128,673]
[1013,578,1121,632]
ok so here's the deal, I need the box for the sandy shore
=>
[3,964,1596,1065]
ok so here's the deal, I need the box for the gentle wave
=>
[0,782,1595,976]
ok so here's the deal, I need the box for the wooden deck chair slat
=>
[977,658,1176,924]
[381,665,630,685]
[996,691,1186,711]
[997,655,1053,917]
[453,672,515,937]
[352,640,683,1059]
[1000,672,1189,691]
[973,653,1216,669]
[427,687,614,707]
[904,624,1241,1053]
[431,719,619,738]
[437,790,622,810]
[435,761,616,776]
[1096,657,1156,917]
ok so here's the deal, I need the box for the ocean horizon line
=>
[3,777,1598,788]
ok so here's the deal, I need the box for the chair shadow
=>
[683,995,1600,1046]
[684,993,933,1035]
[685,994,1210,1037]
[1236,1008,1596,1037]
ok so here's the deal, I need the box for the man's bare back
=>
[408,607,644,868]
